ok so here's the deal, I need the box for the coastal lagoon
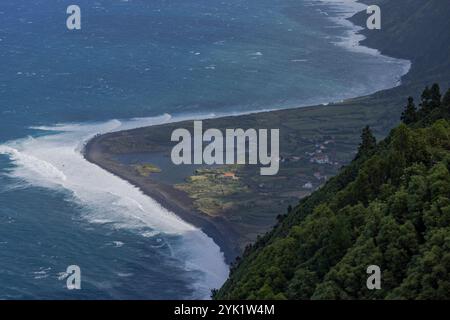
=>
[0,0,409,299]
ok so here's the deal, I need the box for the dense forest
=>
[215,85,450,299]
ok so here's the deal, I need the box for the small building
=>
[303,182,313,189]
[223,172,238,180]
[310,154,330,164]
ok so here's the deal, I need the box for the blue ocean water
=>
[0,0,409,299]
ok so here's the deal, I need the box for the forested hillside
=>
[215,85,450,299]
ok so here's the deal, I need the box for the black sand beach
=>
[84,133,241,263]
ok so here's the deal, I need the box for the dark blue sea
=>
[0,0,409,299]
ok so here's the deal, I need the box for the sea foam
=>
[0,114,229,299]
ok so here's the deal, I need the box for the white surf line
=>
[312,0,411,83]
[0,114,230,299]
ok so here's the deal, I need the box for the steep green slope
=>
[215,86,450,299]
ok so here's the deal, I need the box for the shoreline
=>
[82,0,412,266]
[83,135,241,263]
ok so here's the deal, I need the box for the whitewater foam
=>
[0,114,229,299]
[312,0,411,82]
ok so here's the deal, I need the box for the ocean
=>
[0,0,409,299]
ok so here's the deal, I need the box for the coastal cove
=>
[83,2,413,266]
[4,0,449,300]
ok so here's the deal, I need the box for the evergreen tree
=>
[420,84,441,116]
[442,88,450,109]
[430,83,442,110]
[419,86,432,115]
[401,96,418,124]
[357,126,377,156]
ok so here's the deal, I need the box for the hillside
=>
[352,0,450,92]
[215,86,450,299]
[215,0,450,300]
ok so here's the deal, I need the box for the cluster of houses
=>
[306,139,338,165]
[217,138,339,192]
[301,139,339,190]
